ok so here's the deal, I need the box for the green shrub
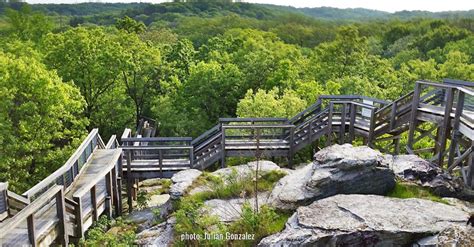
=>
[137,189,151,210]
[80,216,136,246]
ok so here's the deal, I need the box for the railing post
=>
[436,88,455,166]
[0,182,8,221]
[407,82,422,153]
[221,124,226,168]
[468,141,474,188]
[90,185,98,222]
[159,149,163,178]
[27,214,36,247]
[189,146,194,169]
[288,126,295,167]
[339,103,346,144]
[389,101,397,130]
[367,108,376,147]
[126,151,133,213]
[105,171,113,219]
[349,103,356,143]
[56,188,68,246]
[74,197,84,239]
[111,167,120,217]
[447,90,464,169]
[326,102,334,146]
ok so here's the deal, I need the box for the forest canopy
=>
[0,1,473,191]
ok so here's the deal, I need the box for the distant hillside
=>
[266,5,474,21]
[1,2,472,23]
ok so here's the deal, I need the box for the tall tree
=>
[43,27,123,127]
[0,51,87,192]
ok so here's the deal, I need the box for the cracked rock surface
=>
[259,194,470,246]
[268,144,395,210]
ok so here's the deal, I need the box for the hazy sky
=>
[25,1,474,13]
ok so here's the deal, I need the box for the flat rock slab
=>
[269,144,395,210]
[259,194,470,246]
[127,194,172,231]
[170,169,202,199]
[136,217,176,246]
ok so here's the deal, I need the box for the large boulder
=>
[259,194,470,246]
[390,155,474,201]
[269,144,395,210]
[169,169,202,199]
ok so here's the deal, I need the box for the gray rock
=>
[169,169,202,199]
[136,217,175,246]
[259,194,470,247]
[269,144,395,210]
[391,155,474,201]
[127,194,172,231]
[202,192,271,223]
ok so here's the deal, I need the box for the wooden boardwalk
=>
[0,131,123,246]
[0,79,473,245]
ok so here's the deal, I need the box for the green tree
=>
[0,52,87,192]
[115,16,146,34]
[43,27,123,128]
[236,88,306,118]
[5,4,53,42]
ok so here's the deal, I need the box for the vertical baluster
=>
[27,214,36,247]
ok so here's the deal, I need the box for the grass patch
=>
[387,182,449,204]
[188,168,287,202]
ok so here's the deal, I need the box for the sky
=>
[24,0,474,13]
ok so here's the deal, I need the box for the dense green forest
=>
[0,1,473,192]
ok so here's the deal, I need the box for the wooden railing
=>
[0,185,67,246]
[23,129,105,201]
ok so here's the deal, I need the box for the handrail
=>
[219,117,288,123]
[23,129,102,200]
[0,185,62,239]
[289,99,322,124]
[122,137,192,142]
[121,128,132,141]
[222,124,295,129]
[191,124,220,146]
[105,135,118,149]
[8,190,30,205]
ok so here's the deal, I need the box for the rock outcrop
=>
[390,155,474,200]
[202,192,271,223]
[269,144,395,210]
[127,194,172,231]
[259,194,470,246]
[169,169,202,199]
[136,217,176,246]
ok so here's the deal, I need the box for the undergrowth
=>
[79,216,136,246]
[173,167,290,246]
[387,182,449,204]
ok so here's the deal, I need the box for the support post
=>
[221,125,226,168]
[105,172,113,219]
[117,177,123,216]
[367,108,376,147]
[126,151,133,213]
[27,214,36,247]
[74,197,84,239]
[90,185,98,222]
[189,146,194,168]
[468,141,474,188]
[349,103,356,143]
[56,188,68,246]
[447,90,464,169]
[407,82,422,153]
[326,102,334,146]
[159,149,163,178]
[389,101,397,130]
[111,167,120,217]
[339,103,346,144]
[289,126,295,167]
[437,88,454,166]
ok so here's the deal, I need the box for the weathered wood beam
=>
[407,82,422,152]
[436,88,454,166]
